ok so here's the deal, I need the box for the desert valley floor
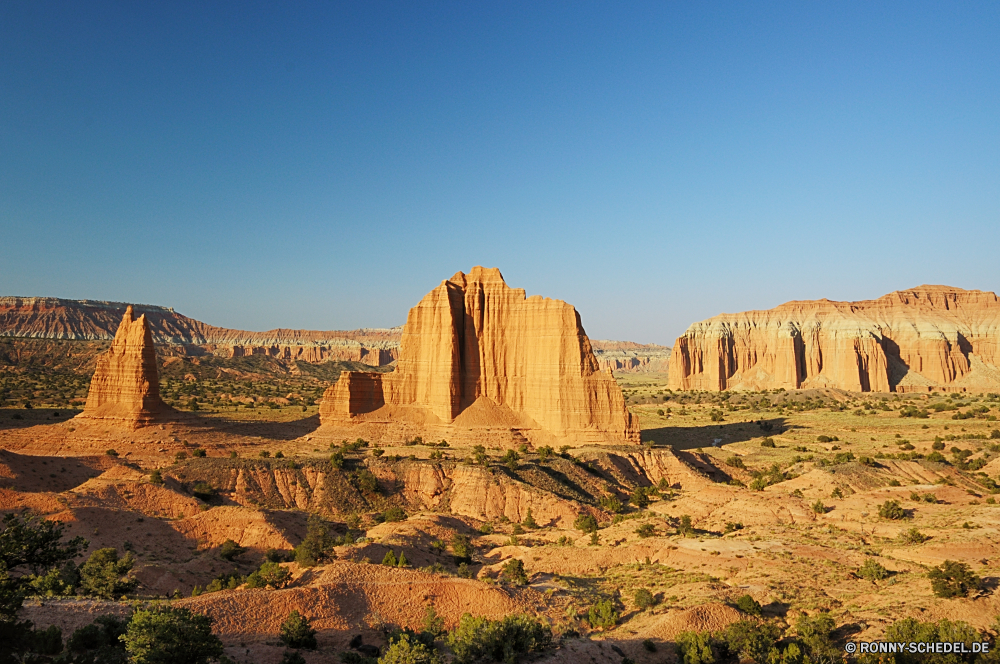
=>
[2,362,999,663]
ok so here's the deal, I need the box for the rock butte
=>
[77,306,173,427]
[320,267,639,444]
[669,285,1000,393]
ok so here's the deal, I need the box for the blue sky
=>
[1,2,998,344]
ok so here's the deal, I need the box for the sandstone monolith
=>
[669,285,1000,393]
[79,306,171,426]
[321,267,639,444]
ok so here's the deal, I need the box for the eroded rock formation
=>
[321,267,639,444]
[669,285,1000,392]
[79,306,172,426]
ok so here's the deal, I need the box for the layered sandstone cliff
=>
[321,267,639,444]
[78,306,172,426]
[669,286,1000,393]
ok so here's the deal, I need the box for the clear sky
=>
[2,2,998,345]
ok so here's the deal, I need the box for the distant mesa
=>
[320,267,640,445]
[0,295,399,367]
[669,285,1000,393]
[77,306,174,428]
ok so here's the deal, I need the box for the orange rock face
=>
[79,306,171,426]
[321,267,639,444]
[669,285,1000,392]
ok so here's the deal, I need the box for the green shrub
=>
[634,588,655,610]
[720,619,780,664]
[676,630,715,664]
[79,548,137,598]
[245,561,290,589]
[573,514,598,534]
[881,617,983,664]
[191,448,206,458]
[899,527,928,544]
[635,523,656,538]
[599,495,623,513]
[501,450,520,471]
[858,558,889,581]
[280,610,317,649]
[149,469,163,484]
[383,506,407,522]
[500,559,528,586]
[760,438,776,448]
[587,599,618,629]
[447,613,551,664]
[192,482,215,502]
[121,606,223,664]
[928,560,980,598]
[678,514,694,536]
[295,515,337,567]
[878,499,906,520]
[811,500,825,514]
[733,594,761,616]
[522,508,538,529]
[451,533,472,563]
[382,550,398,566]
[725,455,745,469]
[219,539,246,561]
[381,632,440,663]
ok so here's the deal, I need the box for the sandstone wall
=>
[322,267,639,444]
[669,286,1000,392]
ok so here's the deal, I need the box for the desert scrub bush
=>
[219,538,246,561]
[733,594,761,616]
[500,559,528,586]
[725,455,745,469]
[587,599,618,629]
[878,499,907,520]
[448,613,551,664]
[573,514,598,534]
[811,499,825,514]
[295,515,337,567]
[148,469,163,484]
[928,560,980,598]
[245,561,291,589]
[634,588,655,610]
[383,506,407,522]
[631,486,651,509]
[79,548,138,598]
[381,632,440,664]
[876,617,984,664]
[794,612,838,662]
[635,523,656,538]
[678,514,694,536]
[121,605,223,664]
[749,476,768,491]
[676,630,714,664]
[599,495,624,513]
[858,558,889,582]
[719,619,781,664]
[451,533,473,564]
[760,438,776,448]
[280,610,317,649]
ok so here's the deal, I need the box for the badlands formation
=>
[319,267,639,445]
[76,306,173,427]
[670,285,1000,393]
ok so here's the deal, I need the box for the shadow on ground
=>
[0,408,79,431]
[641,418,792,451]
[175,413,323,441]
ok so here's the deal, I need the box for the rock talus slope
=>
[321,267,639,444]
[77,306,172,426]
[669,285,1000,392]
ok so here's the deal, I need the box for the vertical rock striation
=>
[321,267,639,444]
[669,286,1000,393]
[79,306,171,426]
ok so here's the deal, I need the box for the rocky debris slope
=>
[77,306,173,427]
[670,285,1000,392]
[0,296,399,367]
[320,267,639,445]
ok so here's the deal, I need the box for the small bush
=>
[587,599,618,629]
[245,561,291,589]
[760,438,776,448]
[382,550,398,566]
[79,548,137,598]
[733,594,761,616]
[448,614,551,664]
[635,523,656,538]
[676,630,714,664]
[858,558,889,581]
[381,632,440,664]
[383,506,407,522]
[106,449,119,457]
[899,527,928,544]
[928,560,981,598]
[574,514,598,534]
[500,559,528,586]
[280,610,317,649]
[191,448,206,458]
[148,469,163,484]
[878,499,906,520]
[219,539,246,561]
[634,588,655,610]
[811,500,825,514]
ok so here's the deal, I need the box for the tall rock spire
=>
[80,306,171,427]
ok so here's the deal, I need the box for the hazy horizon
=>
[2,2,998,345]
